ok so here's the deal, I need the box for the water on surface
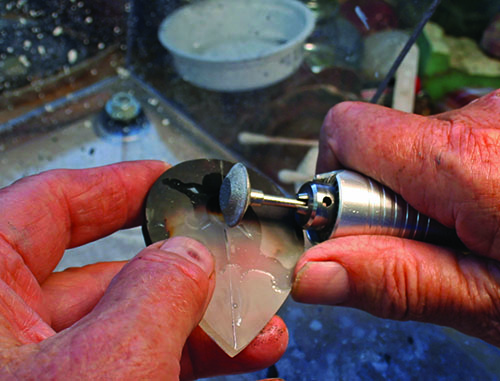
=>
[0,76,235,270]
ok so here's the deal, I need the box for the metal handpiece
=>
[298,170,461,246]
[220,163,463,248]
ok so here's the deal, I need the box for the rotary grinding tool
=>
[219,162,463,247]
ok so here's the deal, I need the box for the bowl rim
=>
[157,0,316,64]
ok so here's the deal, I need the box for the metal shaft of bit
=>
[249,189,308,209]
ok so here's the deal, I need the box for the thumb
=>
[32,236,215,379]
[292,236,500,347]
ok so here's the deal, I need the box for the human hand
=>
[0,161,287,380]
[292,89,500,347]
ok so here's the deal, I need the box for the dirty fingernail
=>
[292,262,349,305]
[160,237,214,276]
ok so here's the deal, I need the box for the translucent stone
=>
[144,159,304,357]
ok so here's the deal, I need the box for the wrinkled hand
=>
[292,89,500,347]
[0,161,287,380]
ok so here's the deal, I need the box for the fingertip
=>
[119,159,169,171]
[159,237,214,277]
[324,101,359,123]
[317,101,368,173]
[79,237,216,370]
[141,159,170,173]
[242,316,289,364]
[180,316,289,380]
[292,261,350,305]
[293,242,341,278]
[324,101,380,129]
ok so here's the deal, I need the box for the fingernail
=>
[292,262,349,305]
[160,237,214,276]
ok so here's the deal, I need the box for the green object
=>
[423,70,500,100]
[447,36,500,76]
[419,22,500,100]
[418,22,450,76]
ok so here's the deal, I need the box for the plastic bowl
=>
[158,0,316,92]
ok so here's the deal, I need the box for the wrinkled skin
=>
[0,161,288,380]
[292,89,500,347]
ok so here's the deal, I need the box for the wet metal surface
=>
[0,75,235,186]
[0,75,236,271]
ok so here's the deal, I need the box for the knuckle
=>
[434,118,500,174]
[326,101,353,122]
[378,249,419,321]
[322,101,358,135]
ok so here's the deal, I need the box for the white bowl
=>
[158,0,316,92]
